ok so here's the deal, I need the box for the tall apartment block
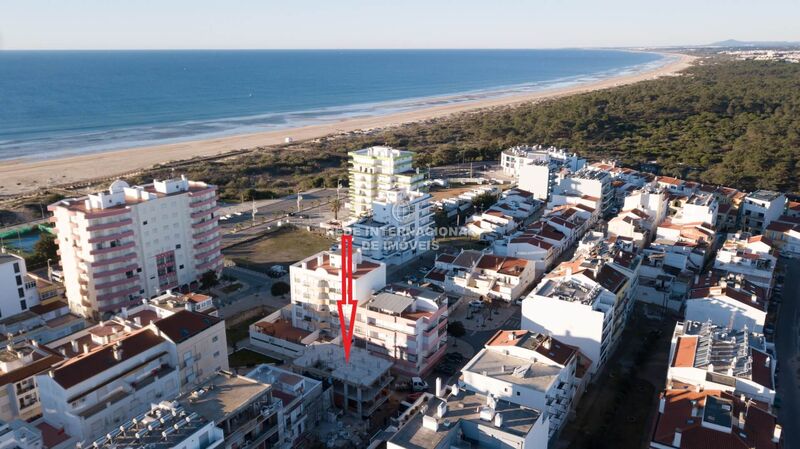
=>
[49,176,222,319]
[290,250,386,337]
[348,146,424,216]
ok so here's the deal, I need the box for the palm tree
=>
[331,197,342,221]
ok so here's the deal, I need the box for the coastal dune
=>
[0,53,695,196]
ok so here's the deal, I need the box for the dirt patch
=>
[223,225,334,271]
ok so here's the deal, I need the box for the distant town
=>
[0,143,794,449]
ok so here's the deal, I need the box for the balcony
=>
[90,241,135,256]
[86,218,133,232]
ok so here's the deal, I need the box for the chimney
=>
[764,356,771,368]
[672,429,682,447]
[435,377,443,398]
[738,411,745,430]
[773,424,782,443]
[120,307,128,319]
[70,340,79,353]
[134,316,142,326]
[316,254,323,267]
[751,294,758,303]
[658,396,666,414]
[83,344,90,354]
[112,344,122,361]
[493,413,504,427]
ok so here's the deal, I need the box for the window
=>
[15,275,22,286]
[212,336,219,343]
[137,267,142,273]
[142,220,148,225]
[213,351,220,358]
[179,265,184,270]
[13,263,19,274]
[175,244,181,249]
[17,288,24,299]
[20,300,27,310]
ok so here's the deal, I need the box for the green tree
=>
[26,233,58,267]
[331,197,342,221]
[271,281,290,296]
[199,270,219,290]
[447,320,466,338]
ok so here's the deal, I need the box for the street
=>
[775,258,800,448]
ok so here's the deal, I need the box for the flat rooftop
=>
[747,190,783,202]
[536,277,599,305]
[463,348,561,393]
[179,372,271,424]
[292,343,392,387]
[389,389,541,449]
[94,403,214,449]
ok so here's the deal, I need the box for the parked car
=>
[411,377,429,392]
[468,300,484,309]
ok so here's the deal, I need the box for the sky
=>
[1,0,798,50]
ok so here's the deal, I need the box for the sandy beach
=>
[0,52,695,196]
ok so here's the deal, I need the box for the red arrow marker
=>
[338,234,357,362]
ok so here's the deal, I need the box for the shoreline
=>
[0,52,695,196]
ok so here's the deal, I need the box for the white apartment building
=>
[684,274,768,333]
[461,330,584,441]
[608,209,652,248]
[464,210,519,241]
[36,329,181,442]
[502,145,585,189]
[289,250,386,337]
[350,189,434,265]
[713,233,776,293]
[622,184,670,227]
[178,371,283,449]
[387,388,549,449]
[667,320,776,405]
[348,146,424,216]
[426,251,536,302]
[670,192,719,227]
[48,176,222,319]
[0,253,39,321]
[247,364,326,449]
[740,190,786,234]
[355,284,448,377]
[521,257,636,375]
[0,341,62,422]
[552,168,614,215]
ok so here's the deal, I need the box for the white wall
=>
[521,296,604,375]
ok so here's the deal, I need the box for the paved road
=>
[775,258,799,449]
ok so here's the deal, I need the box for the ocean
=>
[0,49,664,161]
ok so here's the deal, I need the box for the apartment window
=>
[212,336,219,343]
[137,267,142,273]
[213,351,220,358]
[126,271,134,278]
[19,300,27,310]
[15,275,22,286]
[17,288,24,299]
[142,220,148,225]
[179,264,184,270]
[175,244,181,249]
[12,263,19,274]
